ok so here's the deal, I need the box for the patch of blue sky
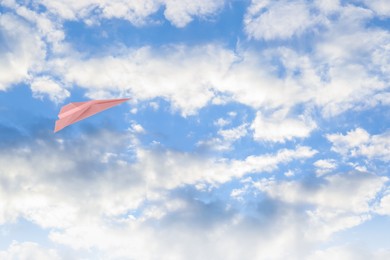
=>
[0,3,9,13]
[132,99,247,152]
[0,220,102,259]
[0,84,136,159]
[320,106,390,136]
[3,81,386,179]
[0,219,51,250]
[131,98,313,160]
[53,88,132,135]
[323,215,390,252]
[0,85,57,140]
[368,16,390,29]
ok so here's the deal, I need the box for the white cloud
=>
[3,4,388,122]
[0,13,46,90]
[375,191,390,216]
[129,122,146,134]
[253,171,388,239]
[149,101,159,110]
[0,128,316,226]
[0,127,387,259]
[1,1,390,259]
[0,242,60,260]
[314,159,337,176]
[314,0,340,13]
[50,44,309,116]
[1,1,389,122]
[363,0,390,17]
[136,145,317,186]
[163,0,225,27]
[9,1,66,52]
[244,0,313,40]
[199,122,248,152]
[327,128,390,161]
[254,171,387,214]
[0,129,320,259]
[308,245,374,260]
[47,202,310,260]
[251,109,316,143]
[218,123,248,141]
[284,169,295,177]
[30,76,70,103]
[314,159,337,170]
[231,145,317,175]
[50,44,236,116]
[0,130,145,226]
[214,117,230,127]
[13,37,298,119]
[196,137,232,152]
[242,2,390,116]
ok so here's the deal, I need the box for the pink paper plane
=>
[54,98,130,133]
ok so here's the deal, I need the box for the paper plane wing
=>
[54,98,129,133]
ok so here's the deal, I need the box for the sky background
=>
[1,0,390,259]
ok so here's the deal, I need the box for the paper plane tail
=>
[54,119,67,133]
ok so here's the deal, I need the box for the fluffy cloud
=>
[314,159,337,176]
[244,0,313,40]
[0,13,46,90]
[363,0,390,17]
[50,44,236,115]
[7,1,65,51]
[327,128,390,161]
[252,171,388,239]
[48,199,310,259]
[1,130,153,221]
[0,127,316,225]
[45,24,390,119]
[254,171,387,213]
[48,44,316,118]
[0,128,320,259]
[163,0,225,27]
[251,109,316,142]
[376,192,390,216]
[30,76,70,103]
[314,0,340,13]
[311,5,389,115]
[3,1,390,122]
[218,123,248,141]
[1,1,390,259]
[0,118,386,259]
[242,1,390,116]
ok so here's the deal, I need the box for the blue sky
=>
[1,0,390,259]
